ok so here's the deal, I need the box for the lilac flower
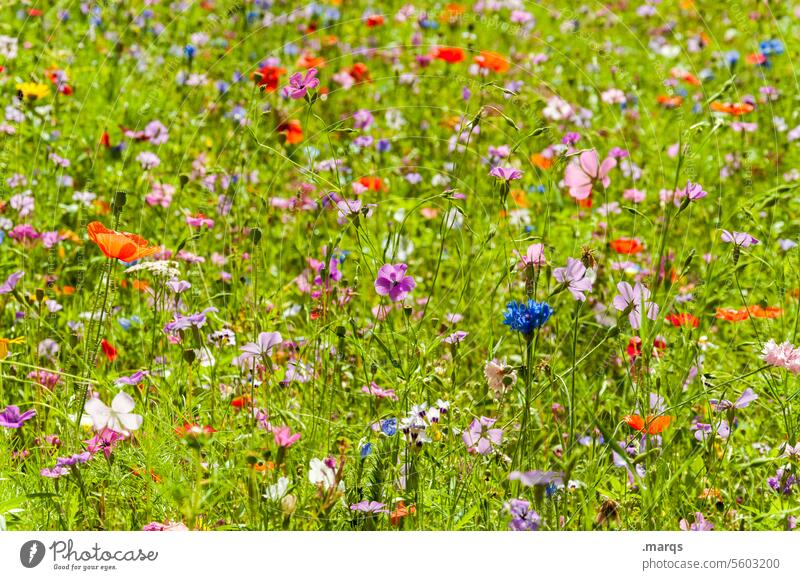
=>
[0,405,36,428]
[682,180,707,201]
[238,331,283,363]
[374,263,416,302]
[504,499,541,531]
[709,388,758,412]
[679,512,714,531]
[489,166,523,181]
[721,230,759,248]
[167,280,192,293]
[136,151,160,170]
[163,307,218,333]
[443,330,468,344]
[40,465,70,478]
[768,466,798,495]
[612,282,659,329]
[282,68,319,99]
[0,271,23,294]
[509,470,564,487]
[691,420,730,442]
[115,370,149,386]
[349,500,388,513]
[462,416,503,455]
[56,452,92,467]
[553,257,594,301]
[361,382,398,401]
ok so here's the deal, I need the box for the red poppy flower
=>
[349,62,370,83]
[297,53,325,69]
[253,65,286,92]
[665,313,699,328]
[101,339,118,362]
[358,176,385,192]
[746,53,767,65]
[100,131,111,148]
[278,119,303,145]
[176,423,216,438]
[623,414,672,434]
[433,47,465,64]
[365,14,384,27]
[87,221,160,263]
[715,307,748,322]
[231,394,252,409]
[609,238,644,254]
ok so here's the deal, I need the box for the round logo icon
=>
[20,540,46,568]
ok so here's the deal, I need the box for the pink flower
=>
[272,425,301,448]
[361,382,398,401]
[563,149,616,200]
[462,416,503,455]
[514,243,545,269]
[553,257,593,301]
[761,339,800,373]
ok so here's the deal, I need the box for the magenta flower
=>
[682,180,707,201]
[0,405,36,428]
[282,68,320,99]
[273,425,301,448]
[489,166,523,181]
[553,257,593,301]
[514,243,545,269]
[721,230,759,248]
[679,512,714,531]
[612,282,659,329]
[462,416,503,455]
[374,263,416,302]
[85,429,125,458]
[563,149,616,200]
[361,382,398,401]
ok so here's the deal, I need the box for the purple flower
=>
[509,470,564,487]
[349,500,388,513]
[553,257,594,301]
[85,429,125,458]
[514,243,545,269]
[163,307,218,333]
[462,416,503,455]
[238,331,283,363]
[682,180,707,201]
[282,68,319,99]
[115,370,149,386]
[709,388,758,412]
[40,465,70,478]
[489,166,523,181]
[374,263,416,302]
[0,405,36,428]
[679,512,714,531]
[721,230,759,248]
[443,330,468,344]
[768,466,798,495]
[56,452,92,467]
[0,271,23,294]
[612,282,659,329]
[504,498,541,531]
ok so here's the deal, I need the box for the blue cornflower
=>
[381,418,397,437]
[360,442,373,458]
[184,45,196,59]
[760,39,784,56]
[503,300,554,335]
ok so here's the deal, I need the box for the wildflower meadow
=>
[2,0,800,534]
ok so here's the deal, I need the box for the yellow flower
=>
[0,337,24,360]
[16,82,50,100]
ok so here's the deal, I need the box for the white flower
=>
[308,458,343,492]
[84,391,143,436]
[264,477,290,501]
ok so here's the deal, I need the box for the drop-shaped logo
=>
[20,540,46,568]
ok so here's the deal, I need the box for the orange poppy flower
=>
[746,53,767,66]
[710,101,754,116]
[439,3,465,23]
[530,153,553,170]
[390,501,416,525]
[657,95,683,108]
[357,176,386,192]
[474,51,510,73]
[87,221,160,263]
[297,53,325,69]
[278,119,303,145]
[433,46,465,64]
[748,305,782,319]
[609,238,644,254]
[623,414,672,435]
[665,313,699,328]
[715,307,748,322]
